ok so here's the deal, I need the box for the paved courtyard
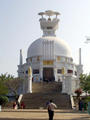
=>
[0,109,89,120]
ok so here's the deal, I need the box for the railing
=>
[18,94,23,103]
[70,95,76,109]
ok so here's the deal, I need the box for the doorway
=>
[43,68,54,82]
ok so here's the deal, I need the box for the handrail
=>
[70,95,76,109]
[18,94,23,103]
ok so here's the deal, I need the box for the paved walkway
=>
[0,109,89,120]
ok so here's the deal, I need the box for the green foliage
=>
[0,96,9,105]
[0,73,14,82]
[84,96,90,104]
[0,73,14,95]
[0,81,8,95]
[80,74,90,94]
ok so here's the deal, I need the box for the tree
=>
[0,73,12,95]
[0,81,8,95]
[80,74,90,95]
[5,77,24,97]
[0,73,14,81]
[0,73,13,106]
[0,73,24,98]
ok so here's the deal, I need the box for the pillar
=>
[27,66,32,93]
[54,68,57,82]
[40,67,43,81]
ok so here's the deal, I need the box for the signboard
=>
[43,60,53,65]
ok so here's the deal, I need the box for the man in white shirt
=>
[47,100,57,120]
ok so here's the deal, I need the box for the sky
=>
[0,0,90,77]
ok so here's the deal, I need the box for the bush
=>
[0,96,9,105]
[84,96,90,103]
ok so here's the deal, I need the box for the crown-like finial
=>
[38,10,60,37]
[38,10,60,18]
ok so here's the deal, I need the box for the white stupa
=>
[17,10,83,95]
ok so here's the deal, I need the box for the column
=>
[27,67,32,93]
[54,68,57,81]
[62,76,66,93]
[40,67,43,81]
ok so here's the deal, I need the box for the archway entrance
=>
[43,68,54,82]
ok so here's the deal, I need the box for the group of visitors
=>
[13,99,57,120]
[78,99,85,111]
[78,98,88,111]
[13,101,25,109]
[12,97,90,120]
[78,98,90,114]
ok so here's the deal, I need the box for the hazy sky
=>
[0,0,90,76]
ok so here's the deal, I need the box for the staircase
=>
[21,82,71,109]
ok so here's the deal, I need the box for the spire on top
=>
[38,10,61,37]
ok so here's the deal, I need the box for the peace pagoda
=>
[17,10,83,95]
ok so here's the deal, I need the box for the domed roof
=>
[27,37,72,58]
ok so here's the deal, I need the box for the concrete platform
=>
[0,109,89,120]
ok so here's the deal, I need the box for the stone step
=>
[22,82,71,109]
[22,93,71,109]
[32,82,62,93]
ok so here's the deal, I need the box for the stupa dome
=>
[27,36,72,58]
